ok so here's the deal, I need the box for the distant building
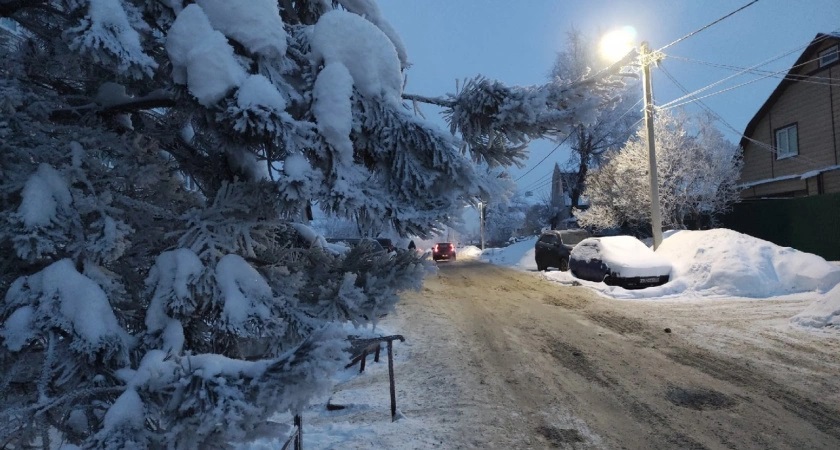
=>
[548,163,574,228]
[739,32,840,198]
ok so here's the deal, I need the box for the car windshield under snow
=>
[573,236,672,278]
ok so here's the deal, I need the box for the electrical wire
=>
[657,63,829,169]
[667,55,840,87]
[514,134,571,182]
[660,33,836,109]
[518,96,645,191]
[525,118,648,194]
[513,0,766,193]
[521,171,552,192]
[656,0,761,53]
[660,52,831,111]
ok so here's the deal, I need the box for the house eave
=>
[740,33,840,149]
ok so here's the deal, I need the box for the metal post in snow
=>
[387,340,397,421]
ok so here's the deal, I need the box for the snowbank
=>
[656,229,840,297]
[475,229,840,332]
[479,237,538,270]
[790,283,840,330]
[457,245,482,259]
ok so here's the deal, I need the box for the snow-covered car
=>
[569,236,671,289]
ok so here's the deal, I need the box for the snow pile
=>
[656,229,840,297]
[477,229,840,331]
[480,237,538,269]
[790,283,840,329]
[457,245,482,259]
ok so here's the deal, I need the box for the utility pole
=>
[641,41,663,250]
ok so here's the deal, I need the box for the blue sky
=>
[379,0,840,200]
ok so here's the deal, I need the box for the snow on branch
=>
[66,0,158,79]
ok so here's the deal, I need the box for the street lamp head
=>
[599,26,637,63]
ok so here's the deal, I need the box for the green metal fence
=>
[721,193,840,261]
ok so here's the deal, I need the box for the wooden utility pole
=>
[641,41,663,250]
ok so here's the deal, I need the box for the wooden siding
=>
[824,169,840,194]
[801,39,840,74]
[741,178,807,198]
[740,45,840,198]
[834,63,840,166]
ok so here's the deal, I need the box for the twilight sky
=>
[379,0,840,200]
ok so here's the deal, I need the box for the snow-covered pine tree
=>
[0,1,622,447]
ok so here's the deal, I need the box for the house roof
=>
[739,32,840,149]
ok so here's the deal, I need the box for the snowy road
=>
[368,260,840,449]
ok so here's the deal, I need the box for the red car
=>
[432,242,456,261]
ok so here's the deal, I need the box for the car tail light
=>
[433,244,439,252]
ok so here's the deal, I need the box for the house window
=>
[775,124,798,159]
[819,45,839,68]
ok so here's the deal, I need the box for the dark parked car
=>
[569,236,671,289]
[432,242,456,261]
[534,229,591,271]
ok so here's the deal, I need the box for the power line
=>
[518,0,761,193]
[660,52,831,111]
[515,134,571,182]
[667,55,840,88]
[521,172,552,192]
[656,0,761,53]
[518,97,645,190]
[659,33,836,109]
[657,63,829,169]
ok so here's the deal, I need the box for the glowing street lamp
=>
[599,26,637,63]
[599,28,664,250]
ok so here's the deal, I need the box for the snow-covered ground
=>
[253,228,839,448]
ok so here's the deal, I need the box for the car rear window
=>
[560,230,591,245]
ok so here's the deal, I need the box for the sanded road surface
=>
[383,260,840,449]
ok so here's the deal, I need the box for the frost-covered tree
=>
[484,189,528,246]
[576,110,743,231]
[550,28,642,209]
[522,202,552,235]
[1,1,623,447]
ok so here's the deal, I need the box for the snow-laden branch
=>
[402,93,455,108]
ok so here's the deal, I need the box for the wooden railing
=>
[282,334,406,449]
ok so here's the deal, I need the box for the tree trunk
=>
[571,130,593,209]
